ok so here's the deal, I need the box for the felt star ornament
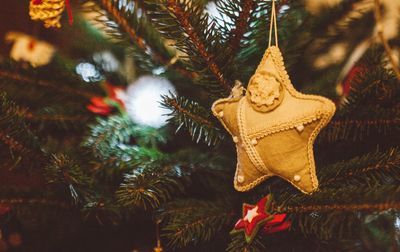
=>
[232,195,290,243]
[212,46,336,194]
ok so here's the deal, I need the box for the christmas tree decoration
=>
[1,0,400,251]
[87,82,126,116]
[125,75,176,128]
[29,0,73,28]
[336,64,366,99]
[0,206,10,217]
[212,0,336,194]
[153,221,163,252]
[5,32,56,67]
[231,195,290,243]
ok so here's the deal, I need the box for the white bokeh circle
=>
[124,75,176,128]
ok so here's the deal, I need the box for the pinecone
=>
[29,0,65,28]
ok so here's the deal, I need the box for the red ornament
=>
[87,82,125,116]
[87,97,112,115]
[232,195,290,243]
[342,65,365,97]
[263,213,291,234]
[0,204,10,217]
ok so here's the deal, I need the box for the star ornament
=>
[212,46,336,194]
[232,195,290,243]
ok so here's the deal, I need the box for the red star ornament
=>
[87,82,126,116]
[232,195,290,243]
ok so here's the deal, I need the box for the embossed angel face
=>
[248,73,281,107]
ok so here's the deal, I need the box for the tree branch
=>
[0,70,95,99]
[99,0,194,79]
[164,97,214,127]
[166,0,232,92]
[227,0,257,55]
[274,202,400,213]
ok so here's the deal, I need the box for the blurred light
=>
[279,5,290,15]
[125,75,176,128]
[395,216,400,230]
[75,62,103,82]
[152,66,167,75]
[93,51,120,72]
[205,1,233,27]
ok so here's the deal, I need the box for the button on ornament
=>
[251,139,258,146]
[237,175,245,183]
[218,111,224,118]
[233,136,239,143]
[293,175,301,182]
[296,124,305,133]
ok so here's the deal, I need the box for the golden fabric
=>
[212,46,336,194]
[29,0,65,28]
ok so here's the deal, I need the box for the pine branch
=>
[83,115,165,169]
[320,117,400,142]
[165,0,231,92]
[0,69,95,99]
[162,94,224,146]
[273,185,400,214]
[225,0,257,56]
[319,57,400,142]
[228,232,266,252]
[159,199,235,248]
[94,0,193,78]
[81,197,123,226]
[320,148,400,187]
[274,202,400,213]
[0,198,70,209]
[45,154,93,205]
[145,0,233,95]
[116,162,187,210]
[0,93,43,169]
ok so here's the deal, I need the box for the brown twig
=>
[99,0,194,79]
[330,119,400,126]
[227,0,257,55]
[323,160,398,185]
[173,211,235,237]
[24,112,89,122]
[374,0,400,80]
[273,202,400,213]
[165,97,214,127]
[166,0,232,92]
[0,70,95,99]
[0,198,70,209]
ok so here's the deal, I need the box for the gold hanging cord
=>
[268,0,279,48]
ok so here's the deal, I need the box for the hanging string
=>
[65,0,73,25]
[268,0,279,48]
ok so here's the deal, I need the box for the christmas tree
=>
[0,0,399,251]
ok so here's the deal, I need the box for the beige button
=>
[294,175,301,182]
[251,139,258,145]
[296,124,305,133]
[218,111,224,118]
[233,136,239,143]
[237,175,244,183]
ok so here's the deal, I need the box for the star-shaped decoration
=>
[244,206,259,223]
[232,195,290,243]
[212,46,335,194]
